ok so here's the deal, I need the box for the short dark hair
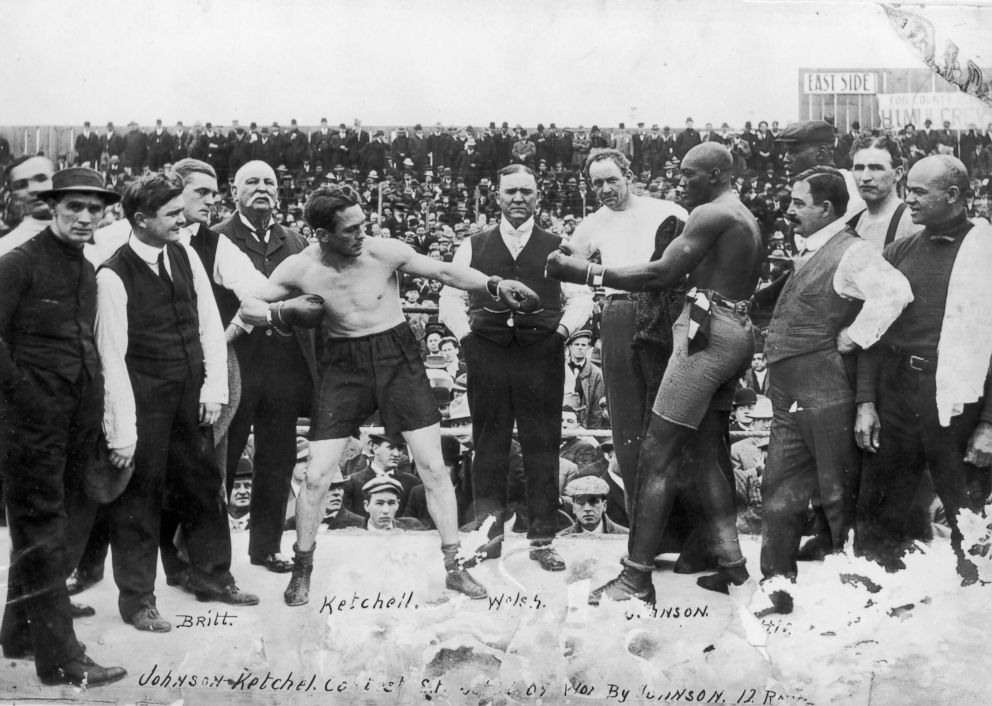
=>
[585,148,631,178]
[850,134,904,168]
[304,185,362,232]
[793,166,849,216]
[122,173,184,226]
[496,164,538,189]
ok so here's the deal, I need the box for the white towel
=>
[935,221,992,426]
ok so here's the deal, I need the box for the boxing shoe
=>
[589,558,656,606]
[284,543,315,607]
[445,569,488,600]
[529,544,566,572]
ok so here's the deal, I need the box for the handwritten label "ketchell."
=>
[320,591,417,614]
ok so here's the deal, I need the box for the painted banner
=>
[876,92,992,129]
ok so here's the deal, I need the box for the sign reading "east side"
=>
[804,72,877,94]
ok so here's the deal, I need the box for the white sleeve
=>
[214,232,268,300]
[438,239,473,340]
[833,240,913,349]
[185,243,229,405]
[95,268,136,451]
[558,280,594,338]
[568,220,597,260]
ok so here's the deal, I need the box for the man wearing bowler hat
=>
[0,167,126,685]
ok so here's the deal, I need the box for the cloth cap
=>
[362,475,403,498]
[565,476,610,498]
[776,120,834,144]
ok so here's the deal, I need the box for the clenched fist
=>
[498,279,540,313]
[545,250,603,286]
[272,294,326,330]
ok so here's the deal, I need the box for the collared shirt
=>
[179,223,267,300]
[95,235,228,451]
[438,221,593,341]
[238,213,275,245]
[794,217,913,349]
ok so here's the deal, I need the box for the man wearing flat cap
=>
[777,120,865,222]
[561,476,628,535]
[0,167,126,685]
[564,330,606,430]
[363,476,425,531]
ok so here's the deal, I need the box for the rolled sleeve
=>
[439,239,473,341]
[95,269,137,451]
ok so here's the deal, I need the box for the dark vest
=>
[189,223,241,326]
[101,242,203,382]
[468,226,563,347]
[765,227,862,365]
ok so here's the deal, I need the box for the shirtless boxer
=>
[240,184,539,605]
[547,143,763,604]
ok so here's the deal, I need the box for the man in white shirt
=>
[96,174,258,634]
[849,135,921,249]
[759,167,912,613]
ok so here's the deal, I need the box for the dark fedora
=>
[38,167,121,203]
[83,435,133,504]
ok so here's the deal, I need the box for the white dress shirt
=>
[239,212,274,244]
[793,218,912,349]
[179,223,267,299]
[439,217,593,341]
[569,194,689,294]
[96,236,228,451]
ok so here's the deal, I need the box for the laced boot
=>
[443,543,488,599]
[589,557,656,606]
[696,558,749,594]
[284,543,315,607]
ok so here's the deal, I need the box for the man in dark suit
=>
[74,121,101,168]
[493,122,514,172]
[0,167,126,686]
[364,131,389,175]
[440,165,593,572]
[146,119,174,173]
[100,122,125,163]
[171,121,194,163]
[915,119,940,156]
[350,119,370,172]
[122,121,147,175]
[342,433,421,518]
[740,349,770,394]
[252,127,282,170]
[311,118,333,172]
[674,118,701,162]
[194,122,229,185]
[215,160,319,574]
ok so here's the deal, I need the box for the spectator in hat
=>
[456,138,484,189]
[561,476,628,535]
[732,395,772,534]
[350,119,370,171]
[284,119,309,172]
[122,121,148,175]
[675,118,701,162]
[511,130,536,168]
[776,120,865,222]
[321,477,365,530]
[342,433,421,518]
[564,329,606,429]
[391,127,412,173]
[172,121,194,163]
[365,130,389,174]
[362,476,425,531]
[100,122,125,163]
[146,119,174,173]
[0,167,126,685]
[74,121,101,168]
[252,126,282,170]
[731,375,759,433]
[229,457,254,532]
[438,336,466,378]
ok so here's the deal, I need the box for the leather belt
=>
[888,346,937,372]
[604,293,633,302]
[707,290,751,316]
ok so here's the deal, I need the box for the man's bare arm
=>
[547,207,725,291]
[239,255,303,322]
[237,254,327,335]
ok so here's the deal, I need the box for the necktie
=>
[157,251,173,286]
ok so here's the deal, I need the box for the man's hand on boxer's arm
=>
[486,276,539,313]
[545,250,605,286]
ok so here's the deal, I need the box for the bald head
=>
[905,155,969,227]
[679,143,734,208]
[233,160,278,217]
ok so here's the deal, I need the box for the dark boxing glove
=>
[496,279,540,313]
[544,251,605,286]
[270,294,326,332]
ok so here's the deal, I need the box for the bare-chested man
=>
[546,143,763,604]
[240,185,539,605]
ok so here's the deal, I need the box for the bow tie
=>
[928,234,958,243]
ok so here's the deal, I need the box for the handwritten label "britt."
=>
[176,610,238,628]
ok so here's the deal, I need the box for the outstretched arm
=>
[239,255,303,323]
[547,207,725,291]
[238,254,325,334]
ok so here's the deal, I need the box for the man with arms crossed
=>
[547,143,764,604]
[240,185,539,605]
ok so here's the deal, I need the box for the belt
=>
[888,346,937,372]
[604,292,633,302]
[705,290,751,316]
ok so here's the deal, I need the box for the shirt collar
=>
[801,217,848,254]
[128,234,166,263]
[499,216,534,239]
[238,212,274,236]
